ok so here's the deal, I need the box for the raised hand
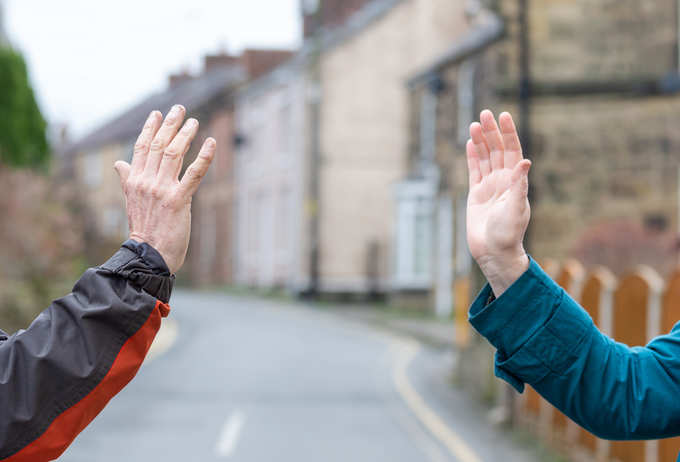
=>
[466,110,531,296]
[113,105,216,274]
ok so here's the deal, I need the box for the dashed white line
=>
[215,410,246,458]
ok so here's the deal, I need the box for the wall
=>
[73,141,131,241]
[234,64,308,291]
[317,0,470,293]
[188,108,238,285]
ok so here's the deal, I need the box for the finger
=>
[480,110,505,171]
[144,104,186,177]
[179,137,216,198]
[158,118,199,182]
[130,111,162,176]
[114,161,131,186]
[499,112,523,168]
[510,159,532,201]
[470,122,491,177]
[466,139,482,187]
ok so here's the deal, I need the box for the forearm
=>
[0,241,173,461]
[469,259,680,440]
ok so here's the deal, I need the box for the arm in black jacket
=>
[0,240,174,462]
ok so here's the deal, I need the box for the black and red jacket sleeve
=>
[0,240,174,462]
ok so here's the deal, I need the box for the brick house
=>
[64,50,291,285]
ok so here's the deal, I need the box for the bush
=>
[0,167,86,332]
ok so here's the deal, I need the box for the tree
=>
[0,46,49,169]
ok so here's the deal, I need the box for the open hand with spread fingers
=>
[466,110,532,297]
[113,105,216,274]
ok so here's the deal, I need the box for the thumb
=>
[114,161,131,186]
[510,159,531,200]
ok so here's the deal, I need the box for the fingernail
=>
[206,137,216,148]
[145,111,157,126]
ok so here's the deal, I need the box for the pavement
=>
[61,290,545,462]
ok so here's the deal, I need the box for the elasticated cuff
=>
[99,240,174,303]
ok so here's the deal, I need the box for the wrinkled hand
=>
[466,110,531,296]
[114,105,216,274]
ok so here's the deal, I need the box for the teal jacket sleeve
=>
[469,258,680,440]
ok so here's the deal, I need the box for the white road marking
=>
[146,318,179,362]
[215,410,246,458]
[392,340,483,462]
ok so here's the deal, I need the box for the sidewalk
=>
[312,303,456,349]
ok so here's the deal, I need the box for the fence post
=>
[519,259,559,434]
[550,260,584,446]
[611,267,664,462]
[578,267,616,462]
[658,268,680,461]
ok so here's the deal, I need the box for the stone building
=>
[402,0,680,317]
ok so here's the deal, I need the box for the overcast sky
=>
[4,0,301,139]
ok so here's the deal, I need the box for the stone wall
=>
[498,0,677,83]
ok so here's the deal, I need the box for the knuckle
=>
[131,180,145,194]
[134,141,149,153]
[150,184,165,199]
[163,147,179,160]
[188,167,203,182]
[150,138,165,152]
[167,191,183,207]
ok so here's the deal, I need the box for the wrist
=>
[476,251,529,297]
[129,234,176,274]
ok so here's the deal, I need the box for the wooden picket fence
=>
[514,259,680,462]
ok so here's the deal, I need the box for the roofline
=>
[306,0,407,55]
[65,65,246,156]
[236,0,406,100]
[407,12,505,88]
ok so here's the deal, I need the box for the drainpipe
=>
[676,0,680,71]
[518,0,533,253]
[304,0,323,298]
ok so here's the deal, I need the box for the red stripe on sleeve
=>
[4,300,170,462]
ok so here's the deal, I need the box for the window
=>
[83,150,102,187]
[457,60,477,146]
[393,179,435,289]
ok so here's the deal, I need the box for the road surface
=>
[62,291,540,462]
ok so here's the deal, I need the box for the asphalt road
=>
[61,291,540,462]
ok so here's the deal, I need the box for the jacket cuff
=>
[494,294,593,392]
[469,257,559,356]
[99,240,174,303]
[468,257,593,392]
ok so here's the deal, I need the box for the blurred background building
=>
[58,0,680,311]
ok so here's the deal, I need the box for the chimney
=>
[241,49,294,80]
[302,0,373,38]
[168,71,193,88]
[204,53,239,72]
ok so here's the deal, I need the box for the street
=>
[61,291,540,462]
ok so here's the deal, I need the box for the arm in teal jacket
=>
[469,257,680,440]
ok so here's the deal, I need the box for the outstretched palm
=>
[466,111,531,268]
